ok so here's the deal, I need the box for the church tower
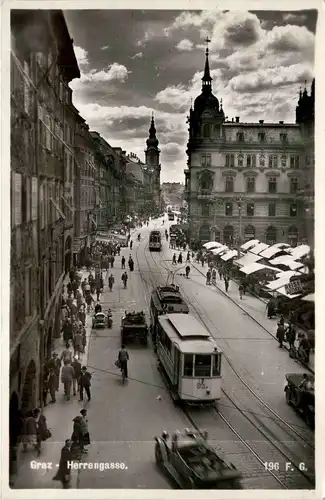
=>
[145,113,161,211]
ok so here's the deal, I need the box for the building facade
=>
[10,9,80,479]
[185,47,315,247]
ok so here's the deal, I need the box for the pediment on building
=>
[243,170,259,177]
[287,170,302,178]
[265,170,281,177]
[221,169,237,177]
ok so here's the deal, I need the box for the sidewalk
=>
[13,268,94,489]
[191,260,315,373]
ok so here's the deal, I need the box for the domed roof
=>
[146,115,159,148]
[194,92,219,115]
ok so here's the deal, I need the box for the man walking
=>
[118,345,129,379]
[61,361,75,401]
[46,352,61,391]
[79,366,92,402]
[47,368,58,403]
[71,357,82,397]
[121,256,126,269]
[108,274,115,292]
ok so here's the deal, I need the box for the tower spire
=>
[202,36,212,92]
[146,114,159,148]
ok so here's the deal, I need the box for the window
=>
[268,202,276,217]
[268,177,277,193]
[268,155,278,168]
[212,354,221,376]
[266,226,277,244]
[246,176,255,193]
[183,354,193,376]
[290,203,297,217]
[281,155,287,168]
[230,154,235,167]
[290,177,298,193]
[223,225,233,244]
[245,224,255,241]
[206,154,211,167]
[31,178,38,220]
[258,132,265,142]
[290,155,300,168]
[225,176,234,192]
[238,154,243,167]
[201,203,210,217]
[203,124,210,138]
[23,60,30,114]
[259,154,265,167]
[246,154,251,167]
[236,132,244,142]
[25,268,32,316]
[280,133,288,143]
[194,355,211,377]
[14,172,22,226]
[246,203,254,216]
[214,124,220,137]
[225,154,229,167]
[252,154,256,167]
[225,202,232,216]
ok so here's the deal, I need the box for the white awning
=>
[275,270,302,279]
[240,262,279,275]
[269,256,304,270]
[50,197,65,220]
[272,243,291,249]
[241,239,259,251]
[302,293,315,302]
[259,245,285,259]
[266,275,294,290]
[211,245,228,255]
[276,286,301,299]
[203,241,223,250]
[250,243,270,254]
[234,253,262,267]
[287,245,310,260]
[221,249,238,261]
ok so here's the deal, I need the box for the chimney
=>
[259,120,264,124]
[235,116,240,123]
[279,121,284,124]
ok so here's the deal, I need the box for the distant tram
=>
[168,212,175,221]
[150,285,189,344]
[156,313,222,405]
[149,230,162,251]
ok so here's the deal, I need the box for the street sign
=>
[285,279,303,296]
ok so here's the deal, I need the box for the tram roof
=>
[158,314,221,354]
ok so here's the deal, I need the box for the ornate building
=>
[185,45,315,248]
[145,114,161,212]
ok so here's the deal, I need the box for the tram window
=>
[183,354,193,376]
[212,354,221,376]
[194,355,212,377]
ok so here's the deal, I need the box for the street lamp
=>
[235,195,245,258]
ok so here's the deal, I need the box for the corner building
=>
[185,47,314,247]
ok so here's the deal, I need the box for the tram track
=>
[134,228,315,489]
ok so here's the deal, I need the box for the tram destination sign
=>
[285,279,303,296]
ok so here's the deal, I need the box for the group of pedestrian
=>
[21,408,51,457]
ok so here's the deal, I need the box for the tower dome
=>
[146,114,159,148]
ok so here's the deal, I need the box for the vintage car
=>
[121,311,148,346]
[284,373,315,428]
[92,312,107,329]
[154,428,242,489]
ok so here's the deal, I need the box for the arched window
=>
[225,176,234,193]
[246,154,251,167]
[230,154,235,167]
[268,177,277,193]
[252,154,256,167]
[225,154,230,167]
[290,177,298,193]
[288,226,298,247]
[266,225,277,244]
[199,224,210,243]
[238,154,243,167]
[244,225,255,242]
[246,177,255,193]
[200,172,213,192]
[203,124,210,138]
[281,155,287,167]
[223,225,234,245]
[260,154,265,167]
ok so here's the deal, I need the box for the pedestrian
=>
[225,277,229,292]
[128,257,134,271]
[37,411,50,443]
[95,285,101,302]
[286,323,296,351]
[122,271,128,288]
[212,268,217,284]
[108,274,115,291]
[185,265,190,278]
[47,368,58,403]
[81,327,87,354]
[130,240,133,250]
[276,322,285,348]
[178,253,182,264]
[45,352,61,391]
[53,439,73,488]
[118,344,129,379]
[76,290,83,309]
[72,280,79,299]
[61,342,73,364]
[279,314,285,326]
[218,268,223,280]
[81,278,87,297]
[186,251,190,262]
[267,300,276,319]
[173,253,177,264]
[78,305,86,326]
[42,371,49,407]
[121,256,126,269]
[79,366,92,402]
[73,331,83,359]
[206,270,211,285]
[71,357,82,396]
[66,281,73,297]
[85,293,94,313]
[111,256,115,268]
[201,257,205,267]
[22,410,40,455]
[239,284,244,299]
[80,409,90,452]
[61,360,75,400]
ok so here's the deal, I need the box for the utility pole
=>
[236,195,244,258]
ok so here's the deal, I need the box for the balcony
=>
[197,189,213,200]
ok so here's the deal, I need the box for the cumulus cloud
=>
[73,45,89,68]
[100,45,110,51]
[176,39,194,51]
[228,63,313,92]
[162,142,183,157]
[265,24,314,53]
[282,13,307,24]
[131,52,143,59]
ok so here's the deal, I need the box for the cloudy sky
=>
[64,9,317,183]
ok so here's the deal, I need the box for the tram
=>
[168,211,175,221]
[150,285,189,345]
[156,313,222,404]
[149,230,162,251]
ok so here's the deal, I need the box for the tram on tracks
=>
[149,230,162,251]
[156,313,222,405]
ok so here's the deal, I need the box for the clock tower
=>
[145,113,161,211]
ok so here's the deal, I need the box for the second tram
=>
[156,313,222,404]
[149,230,162,251]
